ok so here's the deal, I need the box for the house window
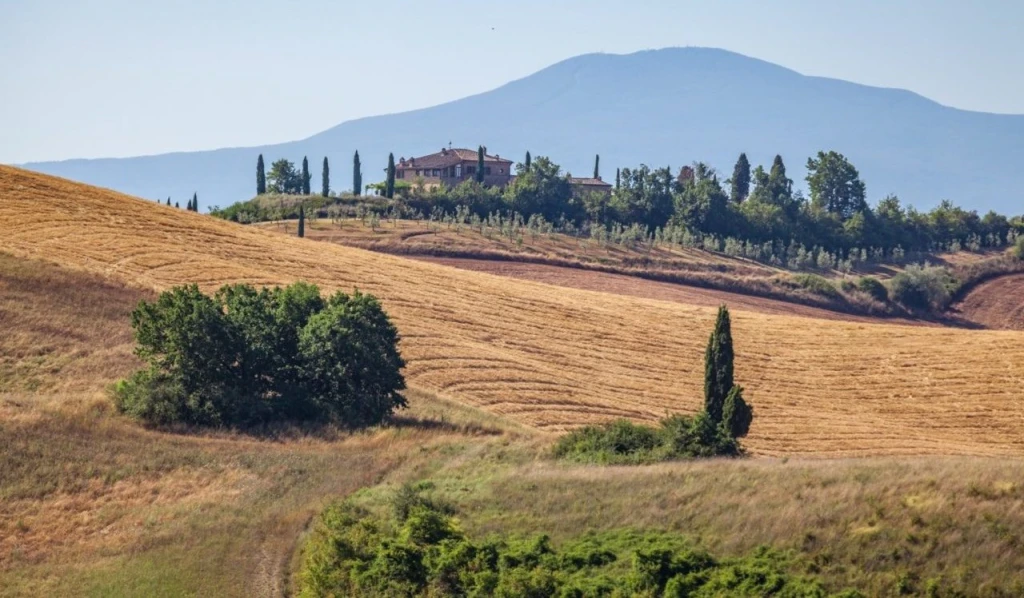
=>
[432,169,440,177]
[467,166,476,175]
[455,164,462,177]
[415,169,421,176]
[397,170,404,179]
[485,167,492,175]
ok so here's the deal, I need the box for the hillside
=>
[2,165,1024,457]
[20,47,1024,214]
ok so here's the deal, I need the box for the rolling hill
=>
[2,164,1024,457]
[18,47,1024,214]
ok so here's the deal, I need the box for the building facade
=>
[395,147,514,189]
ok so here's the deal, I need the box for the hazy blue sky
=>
[3,0,1022,163]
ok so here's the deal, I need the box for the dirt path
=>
[950,274,1024,330]
[416,257,929,325]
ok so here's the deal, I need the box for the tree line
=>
[256,151,362,198]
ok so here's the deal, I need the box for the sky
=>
[3,0,1023,163]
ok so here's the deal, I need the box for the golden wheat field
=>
[2,165,1023,457]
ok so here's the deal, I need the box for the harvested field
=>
[3,165,1024,457]
[951,273,1024,330]
[414,256,929,325]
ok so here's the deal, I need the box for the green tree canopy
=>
[729,152,751,203]
[806,150,867,220]
[268,159,302,194]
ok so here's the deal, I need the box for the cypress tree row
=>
[353,151,362,196]
[257,154,266,195]
[298,205,305,238]
[475,146,485,183]
[593,154,600,179]
[322,157,330,197]
[301,156,311,195]
[730,153,751,203]
[525,151,531,171]
[385,153,396,199]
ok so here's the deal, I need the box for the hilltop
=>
[2,165,1024,457]
[20,47,1024,213]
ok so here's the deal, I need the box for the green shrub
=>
[856,276,888,302]
[298,495,852,597]
[554,413,741,464]
[889,264,954,312]
[791,274,840,299]
[1013,236,1024,260]
[113,282,406,428]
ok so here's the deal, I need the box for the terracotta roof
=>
[569,176,606,185]
[398,148,513,170]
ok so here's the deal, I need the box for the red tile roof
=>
[398,148,513,169]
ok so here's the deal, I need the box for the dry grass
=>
[371,442,1024,596]
[3,165,1024,457]
[0,249,519,596]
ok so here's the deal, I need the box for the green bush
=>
[298,494,855,597]
[791,273,840,299]
[856,276,888,302]
[888,264,954,312]
[112,282,406,428]
[1013,236,1024,260]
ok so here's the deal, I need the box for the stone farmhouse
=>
[395,147,514,189]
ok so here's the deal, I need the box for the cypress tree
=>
[192,192,198,212]
[721,385,753,438]
[730,153,751,203]
[703,305,734,424]
[166,197,171,206]
[593,154,600,179]
[175,202,180,209]
[256,154,266,195]
[298,205,305,238]
[475,146,485,183]
[385,153,396,199]
[353,151,362,196]
[301,156,311,195]
[321,157,330,197]
[615,168,620,190]
[525,151,531,171]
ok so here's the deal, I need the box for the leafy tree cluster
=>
[298,488,854,597]
[260,152,361,196]
[376,151,1023,260]
[554,305,751,464]
[113,283,406,428]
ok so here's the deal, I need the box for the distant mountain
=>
[19,48,1024,214]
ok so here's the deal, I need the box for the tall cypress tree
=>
[175,201,180,209]
[615,168,621,190]
[704,305,734,424]
[256,154,266,195]
[475,146,485,183]
[353,151,362,196]
[321,157,330,197]
[593,154,600,179]
[385,153,396,199]
[730,153,751,203]
[525,151,531,171]
[298,205,305,238]
[301,156,311,195]
[166,197,171,206]
[192,192,198,212]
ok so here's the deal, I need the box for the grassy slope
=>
[0,251,515,597]
[2,165,1024,458]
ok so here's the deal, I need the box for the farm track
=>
[3,165,1024,457]
[951,273,1024,330]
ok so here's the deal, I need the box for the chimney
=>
[441,147,447,155]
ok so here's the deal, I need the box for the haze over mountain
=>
[19,47,1024,214]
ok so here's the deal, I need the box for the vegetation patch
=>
[298,489,855,597]
[113,282,406,428]
[554,306,752,464]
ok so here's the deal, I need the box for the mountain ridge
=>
[18,47,1024,214]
